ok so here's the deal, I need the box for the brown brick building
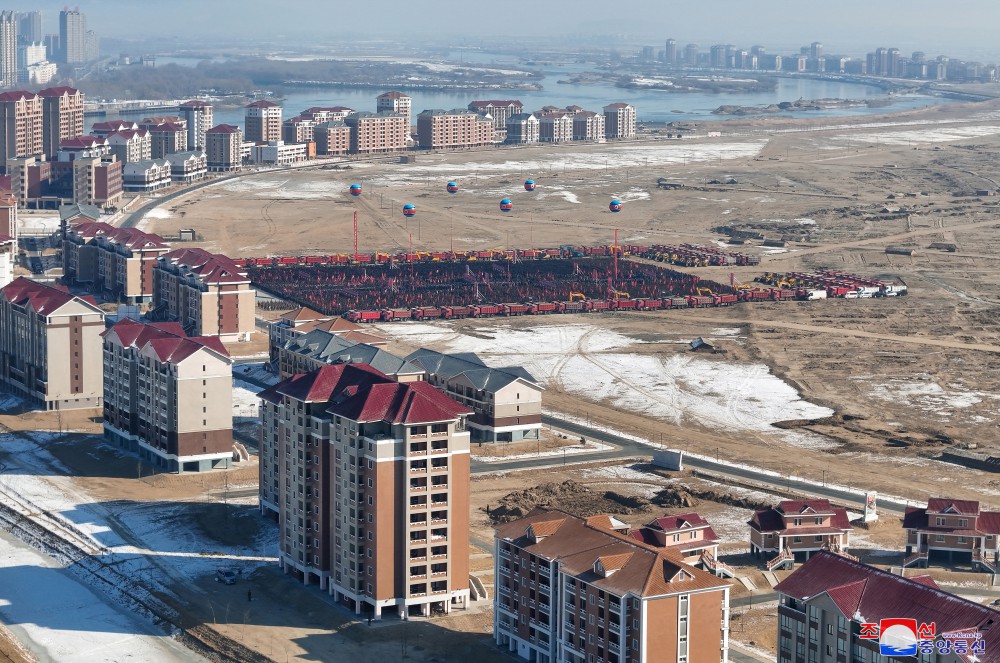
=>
[63,222,170,303]
[344,111,407,154]
[39,86,84,159]
[0,90,43,167]
[495,508,731,663]
[245,100,282,144]
[416,109,494,150]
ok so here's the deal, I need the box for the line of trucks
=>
[633,244,762,267]
[754,270,908,299]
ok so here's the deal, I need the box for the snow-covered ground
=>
[233,379,262,418]
[381,321,833,444]
[0,529,207,663]
[856,375,1000,421]
[472,439,612,463]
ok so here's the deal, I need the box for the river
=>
[146,52,955,126]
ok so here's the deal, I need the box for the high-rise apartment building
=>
[148,122,186,159]
[16,12,41,44]
[205,124,243,171]
[664,38,677,65]
[376,91,411,131]
[467,100,524,131]
[571,111,605,142]
[505,113,539,144]
[684,43,699,66]
[72,155,123,209]
[59,8,85,64]
[0,276,105,409]
[244,100,282,143]
[63,222,169,304]
[177,100,213,151]
[603,103,636,140]
[0,12,17,88]
[0,90,43,166]
[39,86,84,159]
[344,112,407,154]
[495,508,731,663]
[103,318,234,473]
[105,129,151,164]
[259,363,473,619]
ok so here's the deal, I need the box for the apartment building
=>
[63,222,169,303]
[148,123,186,159]
[282,116,315,144]
[59,8,85,64]
[259,364,473,619]
[106,129,151,164]
[39,86,84,158]
[71,156,123,209]
[417,109,493,150]
[57,135,109,161]
[603,103,637,140]
[152,247,255,341]
[205,124,243,172]
[249,140,307,166]
[314,121,351,156]
[0,12,15,88]
[164,151,207,184]
[6,155,49,207]
[749,499,852,569]
[0,193,16,289]
[0,90,43,166]
[344,111,408,154]
[103,318,233,473]
[90,120,138,138]
[267,306,385,361]
[902,498,1000,572]
[279,328,422,381]
[495,508,731,663]
[0,276,105,409]
[177,100,213,151]
[376,91,411,131]
[468,100,524,130]
[245,100,282,144]
[774,551,996,663]
[122,159,171,192]
[506,113,540,144]
[299,106,354,123]
[404,348,541,443]
[572,111,606,142]
[539,112,573,143]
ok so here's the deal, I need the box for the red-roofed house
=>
[260,363,473,621]
[630,512,725,567]
[903,498,1000,573]
[775,551,998,663]
[495,507,731,663]
[152,248,255,341]
[63,222,170,304]
[749,499,853,569]
[103,319,234,472]
[0,276,105,409]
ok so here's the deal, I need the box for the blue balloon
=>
[349,184,362,196]
[403,203,416,217]
[609,199,623,213]
[500,199,513,212]
[447,182,459,194]
[524,180,536,191]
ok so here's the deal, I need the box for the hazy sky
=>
[12,1,1000,61]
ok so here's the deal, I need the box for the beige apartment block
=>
[313,121,351,156]
[177,100,213,151]
[245,100,282,143]
[0,276,105,410]
[152,247,255,341]
[259,364,472,619]
[103,318,233,473]
[344,111,407,154]
[416,109,494,150]
[603,103,637,139]
[39,86,84,159]
[376,91,411,131]
[205,124,243,171]
[495,508,731,663]
[63,222,170,304]
[0,90,43,165]
[468,100,524,130]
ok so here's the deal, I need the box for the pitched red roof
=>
[0,276,95,316]
[207,124,241,134]
[103,318,230,360]
[38,86,80,97]
[270,363,392,404]
[329,380,471,425]
[150,122,185,132]
[777,499,836,515]
[107,129,149,140]
[0,91,37,102]
[92,120,138,133]
[246,100,281,109]
[927,498,981,515]
[776,552,1000,652]
[160,248,248,284]
[377,91,408,100]
[60,135,105,149]
[648,513,711,531]
[750,502,851,533]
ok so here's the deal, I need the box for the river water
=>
[150,53,955,126]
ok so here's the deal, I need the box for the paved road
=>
[472,414,912,516]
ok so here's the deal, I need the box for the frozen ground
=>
[0,529,207,663]
[233,379,262,418]
[856,375,1000,421]
[472,439,612,464]
[382,321,833,443]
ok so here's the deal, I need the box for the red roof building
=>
[749,499,853,570]
[629,512,725,568]
[102,319,233,473]
[775,551,997,663]
[63,222,170,304]
[903,498,1000,573]
[259,362,473,621]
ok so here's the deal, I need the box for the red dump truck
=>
[346,310,381,323]
[470,304,501,317]
[442,305,473,318]
[501,303,529,316]
[380,308,411,321]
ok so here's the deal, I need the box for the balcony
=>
[499,548,511,560]
[609,641,620,655]
[609,620,620,634]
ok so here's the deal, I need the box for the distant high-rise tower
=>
[16,11,40,44]
[664,38,677,65]
[244,100,281,143]
[0,12,16,88]
[178,100,214,151]
[684,43,699,66]
[59,8,86,64]
[811,42,823,60]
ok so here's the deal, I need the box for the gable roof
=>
[246,100,281,109]
[0,277,102,317]
[329,380,471,425]
[103,318,230,361]
[927,498,981,515]
[776,551,1000,651]
[287,329,420,376]
[405,348,540,391]
[38,86,79,97]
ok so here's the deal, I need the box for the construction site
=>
[4,95,1000,662]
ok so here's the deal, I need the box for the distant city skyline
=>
[0,1,999,63]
